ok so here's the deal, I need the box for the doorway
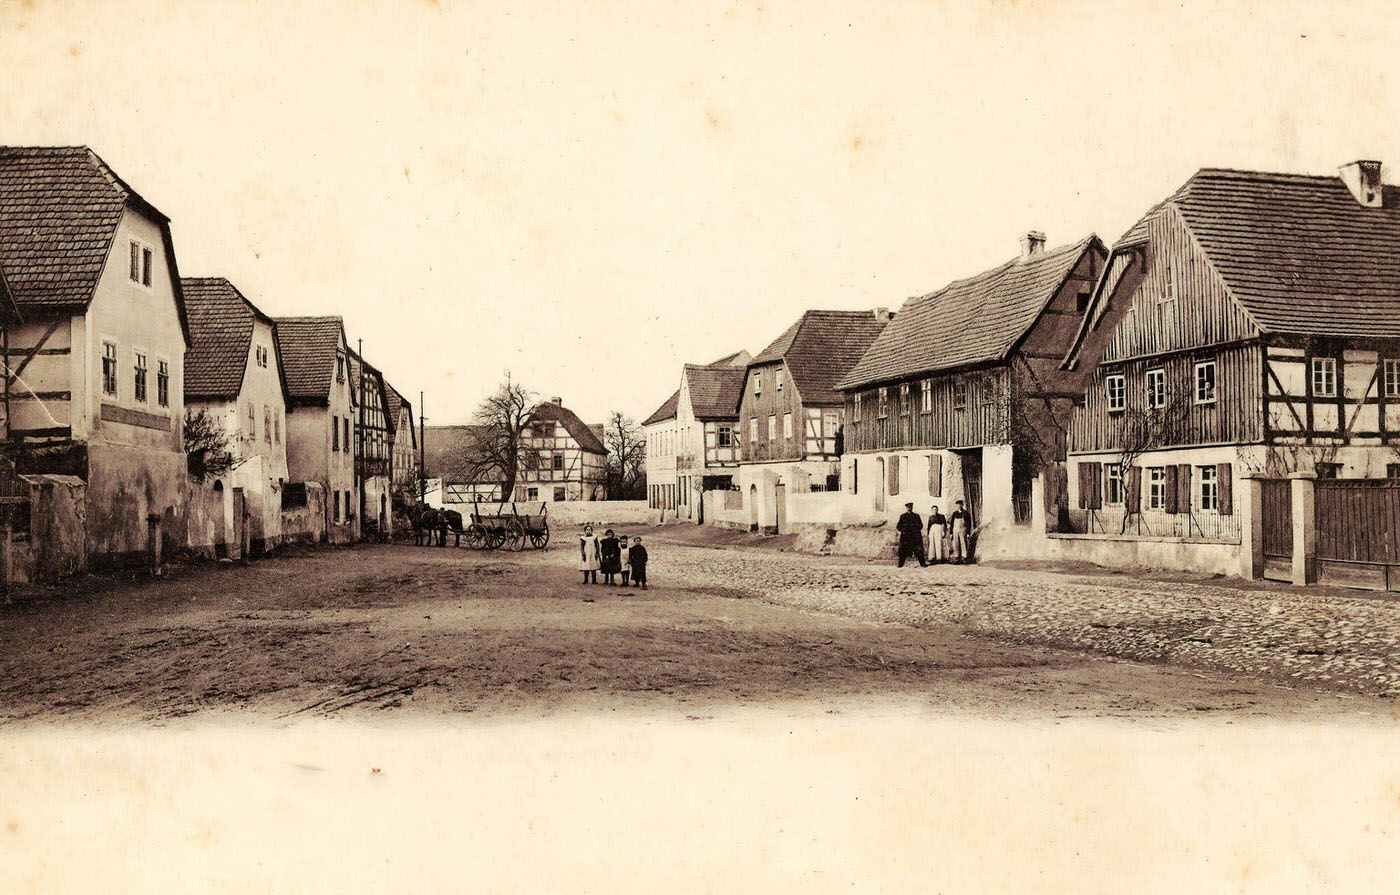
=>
[213,481,227,559]
[774,481,787,534]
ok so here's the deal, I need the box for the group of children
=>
[578,524,648,588]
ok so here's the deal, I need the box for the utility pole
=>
[357,338,366,540]
[418,397,425,503]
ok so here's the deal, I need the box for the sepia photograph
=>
[2,0,1400,891]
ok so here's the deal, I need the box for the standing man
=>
[926,504,948,564]
[950,499,974,564]
[896,502,927,568]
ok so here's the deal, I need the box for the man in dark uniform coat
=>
[896,502,928,567]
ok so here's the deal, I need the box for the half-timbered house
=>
[386,384,417,503]
[837,233,1106,556]
[518,399,607,503]
[347,348,394,536]
[736,310,888,531]
[1061,161,1400,574]
[0,146,191,566]
[643,349,750,515]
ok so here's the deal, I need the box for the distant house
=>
[385,384,418,503]
[838,233,1106,556]
[0,146,190,565]
[274,316,357,542]
[737,310,888,531]
[181,277,290,554]
[348,348,394,535]
[643,349,750,517]
[1060,161,1400,578]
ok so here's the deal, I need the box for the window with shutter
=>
[1164,466,1179,514]
[888,455,900,495]
[927,454,942,496]
[1217,463,1233,515]
[1086,462,1103,510]
[1176,464,1192,514]
[1126,467,1142,513]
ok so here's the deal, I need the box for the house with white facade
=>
[181,277,290,555]
[642,389,679,512]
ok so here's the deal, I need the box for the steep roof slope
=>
[642,390,679,426]
[0,146,185,330]
[1166,168,1400,336]
[422,425,487,480]
[754,310,890,405]
[532,401,606,454]
[683,364,746,419]
[273,315,345,405]
[839,236,1100,390]
[347,348,392,423]
[180,277,289,401]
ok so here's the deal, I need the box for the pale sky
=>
[4,0,1399,426]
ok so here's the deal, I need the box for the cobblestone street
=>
[648,527,1400,700]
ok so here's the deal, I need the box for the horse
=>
[409,505,442,546]
[440,509,464,547]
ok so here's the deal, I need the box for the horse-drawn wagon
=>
[412,500,549,551]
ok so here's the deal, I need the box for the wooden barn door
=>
[1259,479,1292,581]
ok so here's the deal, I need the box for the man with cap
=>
[950,499,974,564]
[895,502,928,568]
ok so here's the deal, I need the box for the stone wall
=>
[21,473,88,583]
[281,482,328,545]
[548,499,656,527]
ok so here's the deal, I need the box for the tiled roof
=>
[642,390,679,426]
[422,424,488,480]
[839,237,1100,390]
[348,348,392,425]
[532,401,607,454]
[1151,168,1400,337]
[754,310,890,405]
[683,364,746,420]
[707,349,750,366]
[273,315,345,404]
[181,277,270,399]
[0,146,185,333]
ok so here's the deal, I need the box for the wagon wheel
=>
[529,527,550,550]
[485,526,507,550]
[505,519,526,551]
[465,524,488,550]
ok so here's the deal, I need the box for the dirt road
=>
[0,541,1391,725]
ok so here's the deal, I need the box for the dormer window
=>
[336,355,346,383]
[128,240,153,288]
[753,372,762,396]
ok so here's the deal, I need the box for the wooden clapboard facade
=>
[1062,162,1400,539]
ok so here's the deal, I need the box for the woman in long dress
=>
[579,524,600,584]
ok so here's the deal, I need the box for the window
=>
[336,355,346,383]
[1161,265,1176,303]
[334,491,341,523]
[981,376,997,405]
[332,415,340,451]
[1388,464,1400,480]
[527,487,539,501]
[345,490,352,520]
[753,373,762,396]
[1194,360,1217,404]
[822,411,839,438]
[1104,464,1123,505]
[255,345,268,368]
[1198,464,1218,511]
[776,370,784,391]
[878,387,888,418]
[247,402,256,440]
[749,417,758,443]
[1106,373,1126,412]
[553,454,564,470]
[899,383,910,415]
[920,380,932,413]
[783,412,793,438]
[1311,357,1337,398]
[157,359,170,407]
[1075,288,1091,314]
[853,393,862,422]
[952,382,967,411]
[1316,462,1341,480]
[554,487,566,501]
[717,425,733,447]
[1147,467,1166,510]
[344,417,350,451]
[767,413,776,441]
[264,406,272,443]
[1145,368,1165,409]
[1385,360,1400,398]
[128,240,153,287]
[132,351,148,403]
[102,341,118,397]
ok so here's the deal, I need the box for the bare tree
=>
[1103,387,1194,533]
[466,373,539,500]
[603,411,647,499]
[184,408,245,482]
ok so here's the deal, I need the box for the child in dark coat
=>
[628,536,648,589]
[599,529,621,585]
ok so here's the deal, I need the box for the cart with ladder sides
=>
[465,499,550,551]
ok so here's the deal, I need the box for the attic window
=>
[1075,289,1091,314]
[128,240,153,288]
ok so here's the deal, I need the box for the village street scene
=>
[5,2,1400,893]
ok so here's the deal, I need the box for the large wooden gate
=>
[1315,479,1400,590]
[1260,479,1292,582]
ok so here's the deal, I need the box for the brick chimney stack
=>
[1020,230,1047,258]
[1339,160,1383,207]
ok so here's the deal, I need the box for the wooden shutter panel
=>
[1077,463,1090,509]
[1176,464,1192,514]
[1126,466,1142,513]
[1086,461,1103,510]
[1217,463,1233,515]
[928,454,942,497]
[1164,466,1179,514]
[888,455,900,495]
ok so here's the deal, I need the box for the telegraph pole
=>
[357,338,366,539]
[418,390,427,507]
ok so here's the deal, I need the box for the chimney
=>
[550,396,563,405]
[1020,230,1047,258]
[1339,160,1383,207]
[873,307,892,322]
